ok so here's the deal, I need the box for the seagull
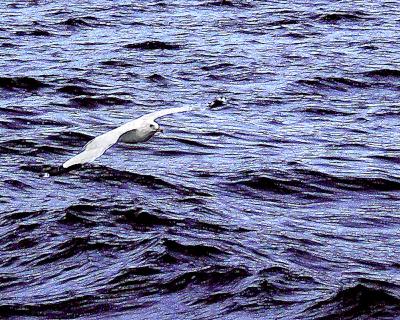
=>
[62,98,226,169]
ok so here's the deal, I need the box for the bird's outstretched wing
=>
[142,106,199,122]
[62,127,123,168]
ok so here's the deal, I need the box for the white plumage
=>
[62,106,198,169]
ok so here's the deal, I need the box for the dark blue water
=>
[1,1,400,319]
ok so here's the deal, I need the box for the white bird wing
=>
[62,127,122,168]
[141,106,198,121]
[62,106,198,169]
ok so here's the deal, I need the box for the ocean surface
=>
[1,0,400,319]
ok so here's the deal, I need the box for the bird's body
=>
[62,106,195,169]
[117,119,158,144]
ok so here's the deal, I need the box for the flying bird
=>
[62,98,226,169]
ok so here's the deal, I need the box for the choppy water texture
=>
[1,0,400,319]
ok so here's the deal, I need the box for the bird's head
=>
[133,120,163,143]
[148,121,163,133]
